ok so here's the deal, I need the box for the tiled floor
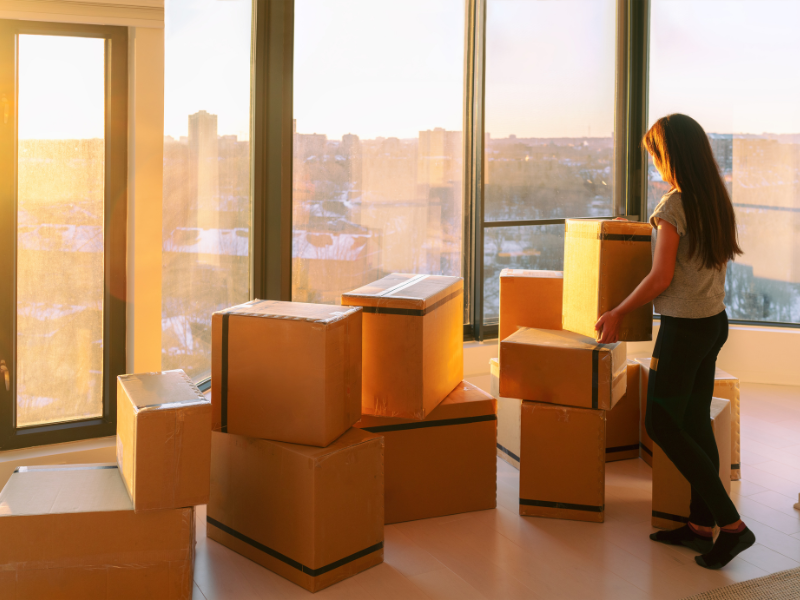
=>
[193,382,800,600]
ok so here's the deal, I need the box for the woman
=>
[594,113,754,569]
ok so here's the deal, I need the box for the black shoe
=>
[695,526,756,569]
[650,525,714,554]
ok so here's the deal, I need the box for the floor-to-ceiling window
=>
[161,0,253,380]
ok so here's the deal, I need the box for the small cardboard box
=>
[638,359,740,477]
[341,273,463,420]
[490,358,522,469]
[499,269,562,341]
[208,428,384,593]
[562,219,653,341]
[500,327,627,410]
[117,370,211,512]
[652,398,731,529]
[520,401,605,523]
[354,380,496,524]
[605,360,641,462]
[0,464,194,600]
[211,299,362,447]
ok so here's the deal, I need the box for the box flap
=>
[280,428,382,462]
[714,368,737,382]
[215,299,360,324]
[118,369,207,410]
[341,274,462,310]
[500,269,562,279]
[566,219,652,239]
[505,327,619,354]
[0,465,132,516]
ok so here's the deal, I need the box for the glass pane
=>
[649,1,800,324]
[162,0,253,380]
[292,0,465,304]
[485,0,617,222]
[483,225,565,321]
[16,35,106,427]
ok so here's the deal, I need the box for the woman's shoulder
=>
[650,189,686,233]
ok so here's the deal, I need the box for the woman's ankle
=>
[720,520,746,533]
[688,522,713,536]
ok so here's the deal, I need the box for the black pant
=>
[645,310,740,527]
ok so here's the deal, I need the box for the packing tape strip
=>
[600,233,651,242]
[639,442,653,456]
[652,510,689,524]
[519,498,604,513]
[592,347,600,409]
[605,444,639,454]
[496,443,520,463]
[207,516,383,577]
[360,413,496,434]
[360,288,463,317]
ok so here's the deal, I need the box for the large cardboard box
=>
[652,398,731,529]
[341,273,463,420]
[562,219,653,341]
[354,380,496,524]
[211,299,362,447]
[208,428,384,593]
[500,327,627,410]
[638,359,740,477]
[0,464,194,600]
[489,358,521,469]
[519,402,606,523]
[117,370,211,512]
[499,269,562,341]
[605,360,641,462]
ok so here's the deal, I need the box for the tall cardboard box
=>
[211,299,362,447]
[499,269,562,341]
[638,359,740,478]
[0,465,194,600]
[208,429,384,593]
[489,358,522,469]
[341,274,463,420]
[652,398,731,529]
[500,327,627,410]
[605,360,641,462]
[354,381,496,524]
[117,370,211,512]
[520,402,606,523]
[562,219,653,341]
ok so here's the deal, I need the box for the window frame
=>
[0,20,127,451]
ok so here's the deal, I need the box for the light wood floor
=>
[192,382,800,600]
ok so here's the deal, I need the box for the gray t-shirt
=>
[650,190,726,318]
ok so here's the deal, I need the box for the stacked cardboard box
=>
[490,358,522,468]
[498,269,563,341]
[208,300,384,593]
[638,359,741,479]
[605,361,642,462]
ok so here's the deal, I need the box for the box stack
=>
[208,300,383,593]
[343,274,497,524]
[0,369,210,599]
[652,398,731,529]
[638,359,741,479]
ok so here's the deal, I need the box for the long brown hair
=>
[643,114,742,269]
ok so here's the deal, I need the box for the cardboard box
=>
[0,464,194,600]
[341,273,463,420]
[499,269,562,341]
[605,360,641,462]
[519,402,606,523]
[208,428,384,593]
[354,380,496,524]
[652,398,731,529]
[500,327,627,410]
[489,358,522,469]
[562,219,653,341]
[117,370,211,512]
[638,359,740,477]
[211,299,362,447]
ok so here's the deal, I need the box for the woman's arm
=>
[595,219,680,344]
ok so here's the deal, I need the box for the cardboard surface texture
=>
[499,269,563,342]
[208,428,384,593]
[605,361,641,462]
[638,359,740,478]
[520,402,606,523]
[211,300,362,447]
[341,274,463,420]
[500,327,627,410]
[562,219,653,341]
[354,380,497,524]
[652,398,732,529]
[0,464,194,600]
[490,358,522,469]
[117,369,211,512]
